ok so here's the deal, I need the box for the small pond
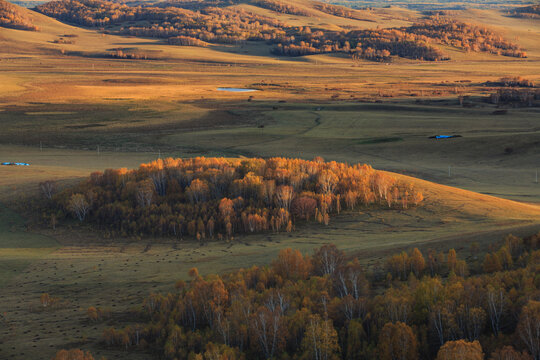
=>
[1,162,30,166]
[217,87,258,92]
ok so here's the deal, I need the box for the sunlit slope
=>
[0,6,158,54]
[0,143,538,224]
[230,2,416,30]
[440,9,540,58]
[392,172,540,221]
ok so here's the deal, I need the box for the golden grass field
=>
[0,2,539,359]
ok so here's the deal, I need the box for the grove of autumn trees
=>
[96,232,540,359]
[0,0,39,31]
[509,5,540,19]
[35,0,526,62]
[51,348,104,360]
[39,156,423,239]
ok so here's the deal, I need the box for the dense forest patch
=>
[56,232,540,359]
[509,5,540,19]
[38,156,423,238]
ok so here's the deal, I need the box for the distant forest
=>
[509,5,540,19]
[0,0,39,30]
[322,0,536,11]
[36,0,527,61]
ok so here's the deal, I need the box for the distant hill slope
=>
[0,0,39,30]
[160,0,371,20]
[35,0,526,61]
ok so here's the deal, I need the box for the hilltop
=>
[0,0,39,30]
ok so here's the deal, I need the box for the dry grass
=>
[0,6,538,104]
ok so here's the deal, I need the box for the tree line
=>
[509,5,540,19]
[0,0,39,31]
[485,77,535,88]
[406,16,526,58]
[38,156,422,239]
[488,88,540,107]
[35,0,526,62]
[92,232,540,359]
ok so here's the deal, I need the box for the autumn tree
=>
[68,193,90,221]
[435,340,484,360]
[301,315,340,360]
[275,185,294,210]
[333,259,368,300]
[291,196,317,220]
[187,178,210,204]
[136,180,154,208]
[271,248,312,281]
[87,306,98,322]
[312,243,344,276]
[40,293,52,307]
[250,306,286,359]
[517,301,540,360]
[150,170,167,196]
[39,180,57,200]
[318,170,338,194]
[378,322,418,360]
[197,342,246,360]
[409,248,426,277]
[447,249,458,273]
[486,285,505,336]
[52,349,96,360]
[345,319,368,359]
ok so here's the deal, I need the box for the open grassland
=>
[1,100,539,202]
[0,206,58,287]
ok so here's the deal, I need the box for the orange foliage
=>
[435,340,484,360]
[0,0,39,31]
[43,156,422,238]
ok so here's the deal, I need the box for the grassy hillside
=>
[33,0,527,62]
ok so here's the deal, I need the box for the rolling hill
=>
[0,0,39,30]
